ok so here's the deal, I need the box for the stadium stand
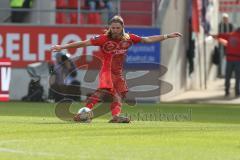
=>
[0,0,162,101]
[55,0,102,25]
[55,0,157,26]
[1,0,157,26]
[120,0,154,26]
[55,0,68,24]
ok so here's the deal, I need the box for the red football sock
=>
[86,95,99,109]
[110,102,121,116]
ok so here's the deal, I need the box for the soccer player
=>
[50,15,182,123]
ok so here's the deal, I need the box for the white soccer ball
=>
[77,107,93,121]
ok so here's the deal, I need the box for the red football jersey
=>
[218,32,240,61]
[90,34,142,90]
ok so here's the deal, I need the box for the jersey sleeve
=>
[217,33,230,41]
[129,34,142,44]
[90,34,106,46]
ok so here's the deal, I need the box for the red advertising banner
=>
[219,0,240,12]
[0,58,11,101]
[0,25,105,68]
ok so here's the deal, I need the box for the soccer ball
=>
[74,107,93,123]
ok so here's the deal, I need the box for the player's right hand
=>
[50,45,62,52]
[210,35,218,39]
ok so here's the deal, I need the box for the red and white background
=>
[0,25,160,100]
[0,58,11,101]
[0,25,105,100]
[0,25,104,68]
[218,0,240,35]
[219,0,240,13]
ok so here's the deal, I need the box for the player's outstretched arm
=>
[50,40,92,52]
[210,34,228,46]
[141,32,182,44]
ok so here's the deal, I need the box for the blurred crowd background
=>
[0,0,240,103]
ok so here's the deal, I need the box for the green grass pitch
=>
[0,102,240,160]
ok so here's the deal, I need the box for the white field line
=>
[0,147,95,159]
[0,138,99,159]
[0,140,24,145]
[0,139,66,157]
[0,147,66,157]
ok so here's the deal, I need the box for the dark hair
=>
[61,55,69,62]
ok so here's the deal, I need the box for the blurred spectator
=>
[85,0,114,20]
[212,27,240,98]
[10,0,33,23]
[49,52,80,102]
[218,13,234,33]
[65,71,81,101]
[102,0,115,20]
[52,52,75,85]
[85,0,101,10]
[218,13,234,77]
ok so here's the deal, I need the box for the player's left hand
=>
[168,32,182,38]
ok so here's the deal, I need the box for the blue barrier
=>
[125,27,161,69]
